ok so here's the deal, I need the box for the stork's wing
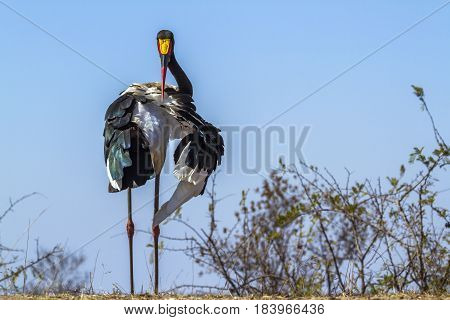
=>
[162,90,224,185]
[103,93,154,192]
[173,123,224,183]
[153,121,224,227]
[105,83,225,224]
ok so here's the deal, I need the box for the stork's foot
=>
[152,225,160,238]
[127,219,135,238]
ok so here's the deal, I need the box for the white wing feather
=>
[153,179,206,227]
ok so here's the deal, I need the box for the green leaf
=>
[411,85,424,98]
[400,164,405,177]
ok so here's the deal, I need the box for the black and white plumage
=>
[103,92,154,192]
[104,82,224,225]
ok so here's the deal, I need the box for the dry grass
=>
[1,293,448,300]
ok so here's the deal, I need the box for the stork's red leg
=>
[152,225,160,237]
[127,188,135,295]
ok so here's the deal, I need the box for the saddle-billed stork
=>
[103,30,224,294]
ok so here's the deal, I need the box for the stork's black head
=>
[157,30,174,42]
[157,30,174,100]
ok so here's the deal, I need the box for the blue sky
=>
[0,1,449,292]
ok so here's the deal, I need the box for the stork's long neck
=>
[168,54,193,97]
